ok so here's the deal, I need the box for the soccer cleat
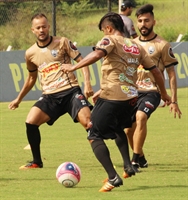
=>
[19,161,43,169]
[99,174,123,192]
[139,156,148,168]
[132,161,140,173]
[123,165,136,178]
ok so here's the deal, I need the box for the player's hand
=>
[8,99,21,110]
[84,82,94,99]
[92,90,101,104]
[161,93,171,106]
[169,103,182,118]
[61,64,75,73]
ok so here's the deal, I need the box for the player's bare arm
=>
[92,89,101,104]
[75,56,94,99]
[166,66,182,118]
[150,66,171,104]
[62,50,105,72]
[8,70,38,110]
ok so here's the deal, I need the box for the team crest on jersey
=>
[168,47,175,58]
[148,46,155,54]
[69,41,78,50]
[100,38,110,46]
[51,49,58,57]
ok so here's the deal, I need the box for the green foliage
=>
[181,34,188,41]
[60,0,94,17]
[0,0,188,50]
[0,88,188,199]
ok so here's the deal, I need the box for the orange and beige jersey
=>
[25,36,80,94]
[94,35,155,101]
[134,35,178,92]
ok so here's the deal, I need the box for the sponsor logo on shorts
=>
[38,97,43,101]
[145,101,154,109]
[75,94,84,100]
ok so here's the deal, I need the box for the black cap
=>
[121,1,135,8]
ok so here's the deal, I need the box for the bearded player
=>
[125,4,182,171]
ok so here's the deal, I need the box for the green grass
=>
[0,88,188,199]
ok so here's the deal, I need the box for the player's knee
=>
[136,111,147,124]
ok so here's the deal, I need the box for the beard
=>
[139,26,153,36]
[37,34,49,42]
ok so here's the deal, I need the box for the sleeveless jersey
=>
[134,35,178,92]
[25,36,80,94]
[94,35,155,101]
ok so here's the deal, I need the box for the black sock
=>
[91,140,116,179]
[132,153,140,164]
[115,129,131,168]
[26,123,42,164]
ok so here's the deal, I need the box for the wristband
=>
[171,102,178,104]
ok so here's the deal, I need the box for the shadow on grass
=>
[126,184,188,192]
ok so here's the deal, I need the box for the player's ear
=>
[153,19,156,26]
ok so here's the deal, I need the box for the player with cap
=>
[120,1,138,38]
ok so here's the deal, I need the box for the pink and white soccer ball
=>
[56,162,81,187]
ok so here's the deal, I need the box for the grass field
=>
[0,88,188,200]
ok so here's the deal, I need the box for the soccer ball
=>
[56,162,81,187]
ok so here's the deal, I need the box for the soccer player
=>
[125,4,182,170]
[61,12,171,192]
[120,1,138,38]
[8,13,93,169]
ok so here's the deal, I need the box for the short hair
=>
[31,13,47,22]
[98,12,124,34]
[121,1,135,12]
[135,4,154,17]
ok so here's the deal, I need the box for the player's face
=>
[31,17,50,42]
[137,13,155,36]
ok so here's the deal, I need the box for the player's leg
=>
[20,106,50,169]
[125,122,136,150]
[69,88,93,130]
[131,92,161,170]
[76,106,92,130]
[88,98,123,192]
[114,128,135,178]
[131,110,148,169]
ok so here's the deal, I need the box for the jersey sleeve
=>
[161,43,178,68]
[60,37,81,60]
[25,49,38,72]
[94,36,115,56]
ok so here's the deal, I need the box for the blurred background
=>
[0,0,187,51]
